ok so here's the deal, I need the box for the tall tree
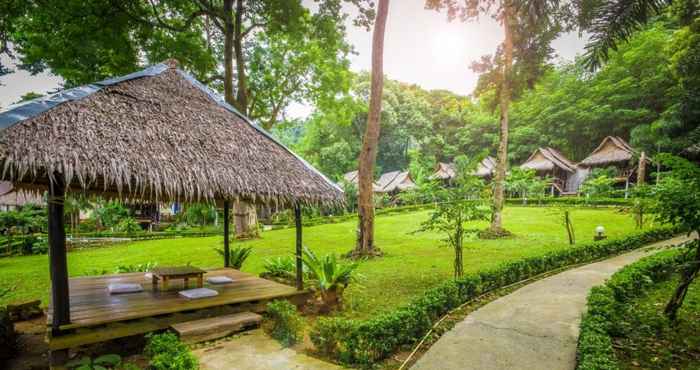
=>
[353,0,390,257]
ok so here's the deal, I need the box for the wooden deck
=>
[47,268,309,350]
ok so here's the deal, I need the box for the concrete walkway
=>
[194,329,341,370]
[412,234,694,370]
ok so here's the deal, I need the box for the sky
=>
[0,1,588,114]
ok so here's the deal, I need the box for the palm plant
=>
[215,246,252,269]
[302,246,360,312]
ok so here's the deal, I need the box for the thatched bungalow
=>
[342,170,359,185]
[0,60,342,364]
[579,136,649,185]
[520,147,578,194]
[374,170,416,194]
[430,156,497,184]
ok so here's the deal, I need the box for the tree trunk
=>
[638,151,646,185]
[352,0,390,258]
[223,0,235,105]
[233,200,258,239]
[489,2,514,234]
[233,0,248,114]
[665,240,699,321]
[454,223,464,278]
[565,210,575,245]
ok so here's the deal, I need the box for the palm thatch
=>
[579,136,640,167]
[430,162,456,181]
[0,60,342,206]
[474,156,498,178]
[342,170,359,185]
[374,170,416,193]
[520,148,577,173]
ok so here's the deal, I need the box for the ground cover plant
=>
[577,247,699,370]
[0,207,643,318]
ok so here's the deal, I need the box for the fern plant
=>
[216,246,253,269]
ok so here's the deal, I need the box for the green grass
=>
[0,206,644,318]
[613,277,700,370]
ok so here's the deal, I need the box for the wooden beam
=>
[223,200,230,267]
[295,205,303,291]
[48,174,70,332]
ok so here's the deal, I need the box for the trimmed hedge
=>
[309,226,681,365]
[576,246,690,370]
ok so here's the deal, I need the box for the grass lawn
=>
[0,206,644,319]
[613,277,700,369]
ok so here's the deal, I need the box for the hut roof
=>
[375,170,416,193]
[579,136,637,167]
[475,156,498,177]
[0,181,44,207]
[521,148,576,173]
[342,170,359,185]
[430,162,456,180]
[430,156,497,180]
[0,60,342,206]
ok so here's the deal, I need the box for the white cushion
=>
[108,283,144,294]
[178,288,219,299]
[207,276,234,284]
[144,272,153,280]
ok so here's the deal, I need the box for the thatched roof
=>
[579,136,638,167]
[475,156,497,178]
[0,181,44,207]
[374,170,416,193]
[521,148,576,173]
[0,60,342,206]
[430,156,497,180]
[430,162,456,180]
[342,170,359,185]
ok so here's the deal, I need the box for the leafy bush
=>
[66,354,122,370]
[576,248,690,370]
[144,332,198,370]
[266,300,303,347]
[310,226,681,365]
[92,201,130,230]
[215,246,252,269]
[115,262,158,273]
[262,256,296,278]
[183,203,217,227]
[115,217,141,234]
[303,247,360,312]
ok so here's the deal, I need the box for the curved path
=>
[412,234,694,370]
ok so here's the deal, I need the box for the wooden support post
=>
[295,205,303,291]
[48,174,70,368]
[223,200,230,268]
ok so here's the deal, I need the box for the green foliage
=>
[262,256,297,279]
[92,201,130,230]
[114,262,158,274]
[215,246,252,270]
[580,169,617,199]
[576,248,691,370]
[183,203,217,228]
[115,217,141,234]
[302,246,360,308]
[266,300,303,347]
[310,226,681,365]
[144,332,198,370]
[415,157,490,277]
[506,168,549,203]
[651,154,700,234]
[66,354,122,370]
[0,204,46,234]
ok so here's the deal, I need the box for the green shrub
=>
[115,217,142,234]
[576,248,688,370]
[266,300,303,347]
[262,256,296,278]
[66,354,122,369]
[215,246,252,269]
[309,226,681,365]
[144,332,198,370]
[115,262,158,273]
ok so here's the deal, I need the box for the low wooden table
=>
[151,266,206,291]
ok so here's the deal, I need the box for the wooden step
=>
[171,312,262,344]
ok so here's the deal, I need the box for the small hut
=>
[579,136,649,186]
[342,170,359,185]
[429,156,497,184]
[520,148,577,195]
[374,170,416,194]
[0,60,342,364]
[0,181,44,211]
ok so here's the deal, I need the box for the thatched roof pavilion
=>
[579,136,642,168]
[430,156,497,182]
[0,181,44,210]
[0,60,339,363]
[374,170,416,193]
[474,156,498,178]
[521,148,576,174]
[431,162,456,181]
[342,170,359,185]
